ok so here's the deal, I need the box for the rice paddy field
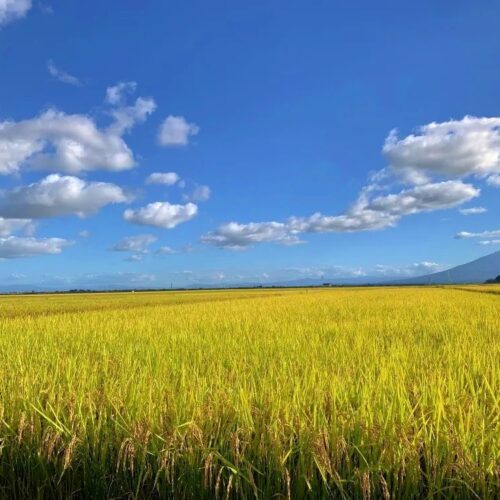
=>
[0,286,498,498]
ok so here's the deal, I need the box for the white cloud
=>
[158,115,199,147]
[201,221,304,250]
[0,217,32,236]
[203,181,478,249]
[79,230,90,238]
[0,174,129,218]
[110,234,156,254]
[478,239,500,246]
[383,116,500,182]
[486,174,500,187]
[156,246,176,255]
[124,201,198,229]
[184,184,211,202]
[105,81,137,105]
[108,97,156,135]
[293,180,478,234]
[459,207,487,215]
[0,109,137,175]
[367,181,479,216]
[301,181,474,242]
[125,254,144,262]
[455,229,500,239]
[0,82,155,175]
[47,60,82,86]
[374,261,445,277]
[0,0,31,27]
[0,236,70,258]
[146,172,180,185]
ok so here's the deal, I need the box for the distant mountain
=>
[394,251,500,285]
[2,251,499,294]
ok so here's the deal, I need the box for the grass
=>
[0,286,498,498]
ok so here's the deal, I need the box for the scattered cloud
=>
[70,272,157,287]
[156,246,176,255]
[0,83,155,175]
[455,229,500,239]
[202,221,304,250]
[0,110,134,174]
[0,174,129,218]
[108,96,156,135]
[0,217,33,236]
[282,266,365,279]
[110,234,156,254]
[0,0,31,27]
[478,239,500,246]
[374,261,446,277]
[459,207,487,215]
[184,184,211,203]
[105,81,137,105]
[486,174,500,187]
[146,172,180,185]
[47,60,82,86]
[158,115,199,147]
[79,230,90,238]
[0,236,70,258]
[125,254,145,262]
[124,201,198,229]
[383,116,500,182]
[203,181,479,249]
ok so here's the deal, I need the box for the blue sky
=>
[0,0,499,289]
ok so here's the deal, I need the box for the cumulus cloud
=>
[110,234,157,254]
[184,184,211,202]
[0,174,129,218]
[455,229,500,239]
[0,217,32,236]
[201,221,304,250]
[0,236,70,258]
[0,82,155,175]
[203,113,486,252]
[124,201,198,229]
[0,110,136,174]
[383,116,500,182]
[459,207,487,215]
[0,0,31,27]
[108,96,156,135]
[146,172,180,185]
[314,181,479,230]
[158,115,199,147]
[47,60,82,86]
[487,174,500,187]
[203,181,478,249]
[105,81,137,105]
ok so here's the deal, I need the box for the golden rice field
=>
[0,286,498,498]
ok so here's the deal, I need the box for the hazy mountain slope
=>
[395,251,500,285]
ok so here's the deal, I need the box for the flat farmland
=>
[0,287,498,498]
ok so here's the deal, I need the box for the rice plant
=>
[0,286,498,498]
